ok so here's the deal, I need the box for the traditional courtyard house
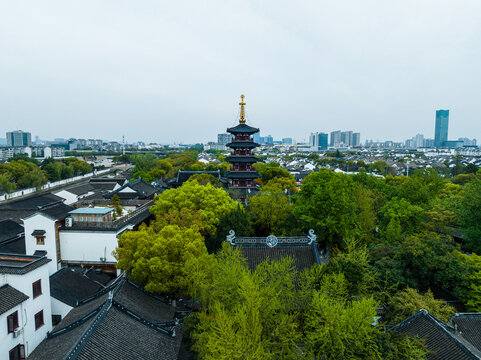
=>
[49,266,116,324]
[0,219,25,254]
[22,203,73,275]
[0,253,52,359]
[395,309,481,359]
[225,95,261,198]
[0,193,67,225]
[226,230,328,272]
[58,203,153,273]
[29,275,187,360]
[55,183,96,205]
[104,178,160,200]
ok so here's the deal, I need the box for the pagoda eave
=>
[226,171,260,179]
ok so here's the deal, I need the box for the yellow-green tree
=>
[149,180,238,237]
[115,224,207,295]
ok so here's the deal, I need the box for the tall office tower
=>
[282,138,293,145]
[341,131,353,146]
[217,133,233,145]
[434,110,449,147]
[352,133,361,147]
[330,130,341,147]
[309,132,317,147]
[415,134,425,148]
[264,135,273,143]
[6,130,31,147]
[318,133,328,150]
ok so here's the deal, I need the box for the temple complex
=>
[225,95,261,196]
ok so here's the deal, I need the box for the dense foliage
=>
[0,157,92,193]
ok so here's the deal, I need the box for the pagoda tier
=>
[226,95,260,190]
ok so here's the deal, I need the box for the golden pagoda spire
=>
[239,94,246,124]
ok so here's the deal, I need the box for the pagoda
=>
[225,95,260,194]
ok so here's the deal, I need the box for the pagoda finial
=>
[239,94,246,124]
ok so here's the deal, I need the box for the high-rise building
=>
[264,135,273,144]
[6,130,31,147]
[424,139,435,147]
[458,138,477,146]
[330,130,341,147]
[415,134,425,148]
[352,133,361,147]
[341,131,353,146]
[309,132,328,150]
[217,133,232,146]
[434,110,449,147]
[282,138,293,145]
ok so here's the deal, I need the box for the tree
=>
[264,176,297,193]
[457,179,481,253]
[248,183,295,236]
[187,173,221,187]
[385,288,455,324]
[149,180,238,237]
[253,162,294,185]
[293,169,357,247]
[115,224,207,295]
[0,173,16,193]
[379,198,424,242]
[207,206,254,253]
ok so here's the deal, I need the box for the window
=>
[34,310,44,330]
[32,280,42,299]
[35,235,45,245]
[7,311,19,333]
[9,344,25,360]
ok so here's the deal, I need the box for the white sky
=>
[1,1,480,144]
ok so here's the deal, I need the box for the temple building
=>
[225,95,261,196]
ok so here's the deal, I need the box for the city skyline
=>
[1,1,481,143]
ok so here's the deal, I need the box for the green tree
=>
[293,169,357,247]
[0,173,16,193]
[254,162,293,185]
[149,180,238,237]
[457,179,481,253]
[115,224,207,295]
[264,176,297,193]
[379,198,424,242]
[248,183,294,236]
[385,288,455,324]
[186,173,221,187]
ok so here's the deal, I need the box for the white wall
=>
[0,302,25,360]
[50,297,73,321]
[59,226,132,264]
[0,263,52,357]
[23,214,59,275]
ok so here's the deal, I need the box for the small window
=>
[52,314,62,326]
[7,311,19,333]
[34,310,44,330]
[35,235,45,245]
[9,344,25,360]
[32,280,42,299]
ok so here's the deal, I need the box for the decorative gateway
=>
[225,229,327,272]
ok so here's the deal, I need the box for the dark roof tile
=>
[0,284,29,315]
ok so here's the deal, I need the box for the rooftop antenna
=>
[239,94,246,124]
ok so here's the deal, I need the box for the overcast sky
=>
[1,1,480,144]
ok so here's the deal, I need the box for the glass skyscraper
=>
[434,110,449,147]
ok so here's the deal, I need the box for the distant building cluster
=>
[329,130,361,147]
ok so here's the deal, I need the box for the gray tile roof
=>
[64,183,95,196]
[50,267,105,307]
[395,309,481,360]
[0,284,29,315]
[0,254,51,275]
[454,314,481,353]
[0,219,24,242]
[229,233,325,272]
[30,276,185,360]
